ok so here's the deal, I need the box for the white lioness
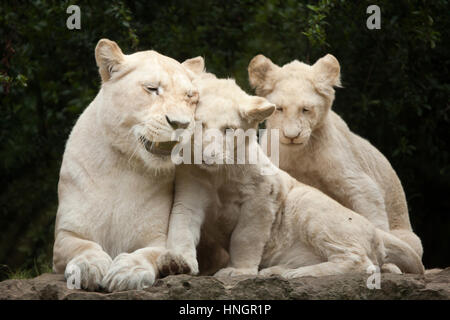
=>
[53,39,201,292]
[248,54,423,258]
[157,68,424,279]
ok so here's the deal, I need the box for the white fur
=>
[53,39,201,292]
[248,54,423,258]
[158,71,424,279]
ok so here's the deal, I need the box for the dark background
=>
[0,0,449,279]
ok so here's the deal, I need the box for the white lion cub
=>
[157,68,424,279]
[53,39,201,292]
[248,54,423,258]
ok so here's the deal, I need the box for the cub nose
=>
[166,115,190,130]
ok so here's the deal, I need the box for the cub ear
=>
[312,54,342,96]
[248,55,280,96]
[182,56,205,76]
[243,98,276,123]
[95,39,125,82]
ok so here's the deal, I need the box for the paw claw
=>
[156,251,198,276]
[64,251,112,291]
[101,253,156,292]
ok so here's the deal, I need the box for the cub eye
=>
[187,90,199,102]
[145,86,159,95]
[276,106,283,112]
[187,90,197,98]
[302,108,310,114]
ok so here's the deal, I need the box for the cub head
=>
[187,67,275,171]
[94,39,201,170]
[248,54,341,147]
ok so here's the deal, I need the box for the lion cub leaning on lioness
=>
[157,66,424,279]
[248,54,423,258]
[53,39,201,292]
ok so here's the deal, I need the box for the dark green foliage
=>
[0,0,448,279]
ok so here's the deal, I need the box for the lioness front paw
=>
[101,253,156,292]
[65,251,112,291]
[214,267,258,277]
[157,251,199,276]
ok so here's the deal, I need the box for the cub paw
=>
[101,253,156,292]
[157,251,199,277]
[214,267,258,277]
[381,263,402,274]
[281,268,314,279]
[65,251,112,291]
[258,266,285,277]
[281,269,302,279]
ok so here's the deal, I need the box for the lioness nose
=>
[166,115,190,130]
[283,128,301,139]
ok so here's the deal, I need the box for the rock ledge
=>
[0,268,448,300]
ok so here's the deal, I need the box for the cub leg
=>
[381,263,402,274]
[284,260,366,278]
[390,229,423,259]
[53,231,112,291]
[334,172,390,231]
[101,246,164,292]
[260,257,371,279]
[156,169,209,277]
[215,196,276,277]
[157,203,203,276]
[259,265,290,277]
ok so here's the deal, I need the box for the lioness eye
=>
[303,108,310,114]
[145,86,159,95]
[276,106,283,112]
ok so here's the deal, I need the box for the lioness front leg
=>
[215,197,276,277]
[102,247,164,292]
[53,231,112,291]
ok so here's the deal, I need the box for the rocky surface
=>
[0,268,448,300]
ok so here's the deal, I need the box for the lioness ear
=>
[248,55,280,96]
[182,56,205,76]
[95,39,125,82]
[312,54,342,96]
[243,98,276,123]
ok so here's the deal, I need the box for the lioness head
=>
[94,39,201,169]
[187,67,275,171]
[248,54,341,147]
